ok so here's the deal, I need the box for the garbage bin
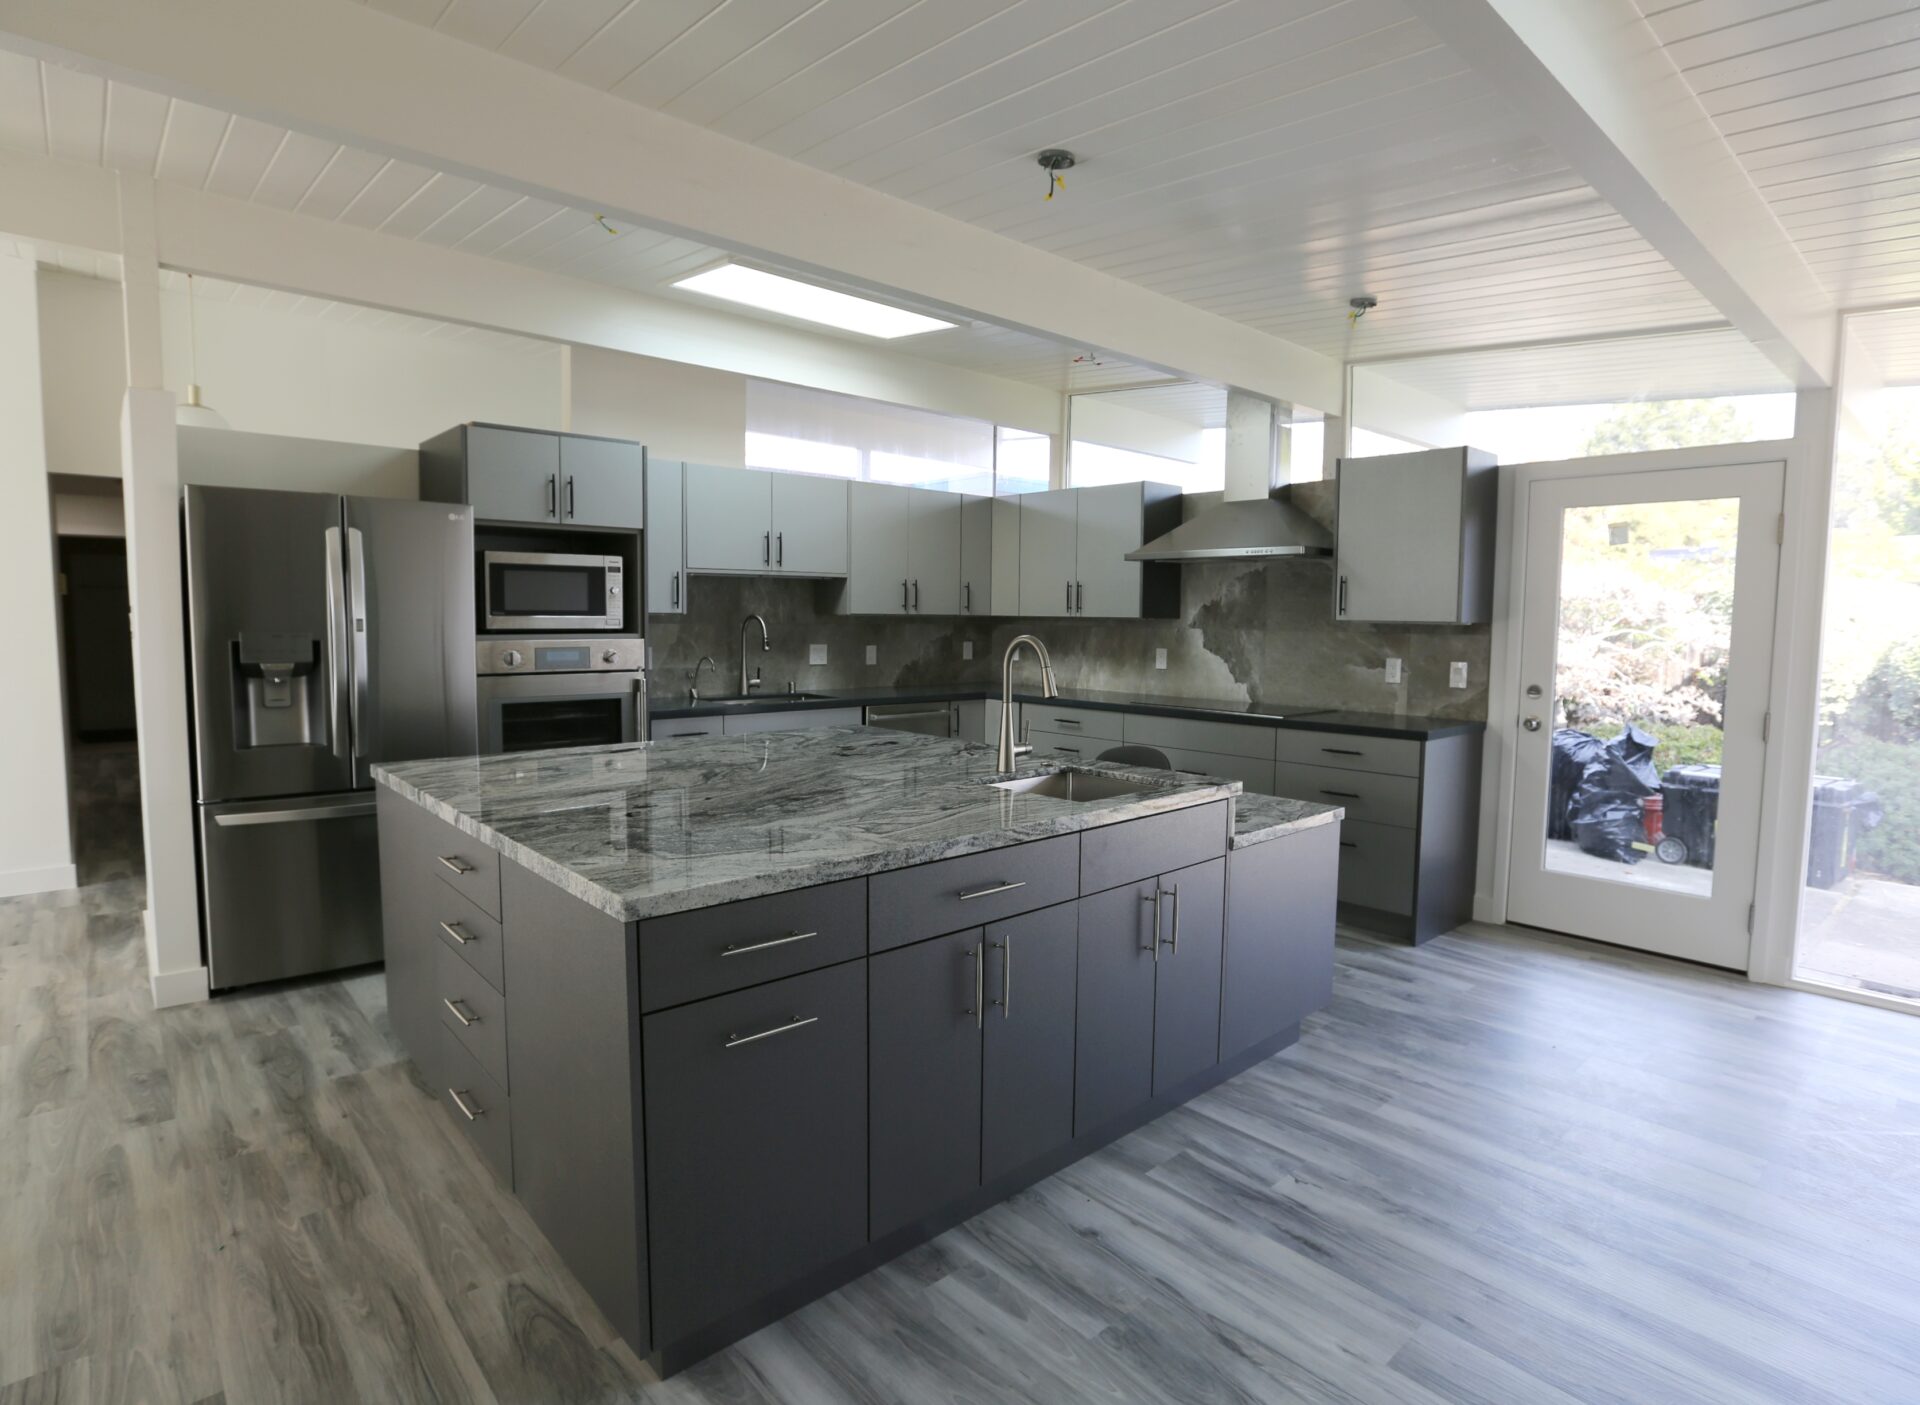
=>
[1806,776,1886,890]
[1657,764,1721,869]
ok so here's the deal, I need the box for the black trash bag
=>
[1549,729,1608,841]
[1567,725,1662,865]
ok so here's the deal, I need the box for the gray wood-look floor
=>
[7,755,1920,1403]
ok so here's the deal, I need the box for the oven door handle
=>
[635,669,650,743]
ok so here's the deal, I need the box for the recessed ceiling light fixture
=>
[671,263,956,339]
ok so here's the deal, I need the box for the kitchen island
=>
[373,727,1340,1375]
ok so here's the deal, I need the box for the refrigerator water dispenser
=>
[232,631,323,747]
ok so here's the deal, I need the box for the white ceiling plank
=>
[203,114,291,200]
[0,50,47,155]
[556,0,728,92]
[455,193,568,253]
[1680,9,1920,93]
[151,99,229,188]
[614,2,828,110]
[496,0,639,73]
[415,182,525,246]
[378,171,486,239]
[666,0,916,128]
[41,63,106,164]
[250,130,343,210]
[1658,0,1916,70]
[0,0,1345,409]
[337,158,441,229]
[1399,0,1837,385]
[293,144,390,220]
[436,0,545,50]
[101,79,174,174]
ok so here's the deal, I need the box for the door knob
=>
[1523,717,1543,732]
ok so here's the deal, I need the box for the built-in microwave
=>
[481,550,624,631]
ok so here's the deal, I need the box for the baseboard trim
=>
[149,962,210,1008]
[0,861,78,898]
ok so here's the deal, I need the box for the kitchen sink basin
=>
[991,769,1160,802]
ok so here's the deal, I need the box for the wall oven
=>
[476,638,648,754]
[481,549,625,632]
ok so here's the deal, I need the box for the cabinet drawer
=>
[1273,761,1418,829]
[651,715,722,740]
[436,938,508,1090]
[439,1025,511,1187]
[1123,712,1277,762]
[639,877,867,1013]
[1081,801,1229,895]
[1274,729,1421,778]
[1026,728,1103,762]
[432,886,504,993]
[1021,702,1124,743]
[424,814,502,919]
[1159,745,1274,795]
[869,834,1079,953]
[643,963,868,1345]
[1335,819,1416,916]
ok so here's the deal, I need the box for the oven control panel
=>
[476,637,645,676]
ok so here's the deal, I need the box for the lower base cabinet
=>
[980,903,1078,1182]
[1223,823,1340,1060]
[1150,856,1226,1092]
[643,963,868,1345]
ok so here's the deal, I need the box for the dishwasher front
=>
[864,701,956,738]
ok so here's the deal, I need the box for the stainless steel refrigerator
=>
[184,485,476,990]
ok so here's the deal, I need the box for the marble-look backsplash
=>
[646,484,1490,720]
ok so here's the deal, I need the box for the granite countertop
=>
[372,728,1239,923]
[1231,794,1344,849]
[651,682,1484,741]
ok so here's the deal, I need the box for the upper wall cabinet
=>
[1017,483,1182,620]
[684,464,848,577]
[419,424,644,530]
[646,458,686,617]
[1334,447,1496,625]
[840,483,964,615]
[960,496,1019,619]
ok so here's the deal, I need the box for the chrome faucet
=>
[997,634,1059,773]
[740,613,770,695]
[689,655,717,702]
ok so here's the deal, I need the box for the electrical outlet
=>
[1154,648,1168,670]
[962,641,973,660]
[1449,661,1469,689]
[808,644,827,666]
[1384,657,1402,684]
[865,644,878,666]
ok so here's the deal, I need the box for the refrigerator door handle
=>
[323,525,349,760]
[347,526,370,761]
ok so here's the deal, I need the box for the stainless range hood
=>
[1127,389,1332,562]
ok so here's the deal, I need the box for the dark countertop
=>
[652,682,1484,742]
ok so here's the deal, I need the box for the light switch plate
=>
[865,644,878,666]
[1154,648,1168,670]
[808,644,828,666]
[963,641,973,660]
[1449,661,1469,689]
[1384,657,1402,684]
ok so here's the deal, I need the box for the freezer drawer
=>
[199,793,384,990]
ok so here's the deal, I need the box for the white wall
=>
[52,488,125,536]
[0,257,76,896]
[567,345,747,466]
[176,426,417,497]
[38,270,127,477]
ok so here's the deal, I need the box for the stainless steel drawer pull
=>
[1322,747,1364,756]
[991,937,1011,1017]
[1055,745,1082,755]
[967,942,984,1029]
[1143,889,1162,961]
[1168,883,1181,955]
[1320,790,1361,800]
[437,855,475,875]
[1053,718,1082,728]
[725,1014,818,1049]
[957,879,1026,902]
[439,920,474,946]
[721,930,819,957]
[443,997,477,1027]
[449,1088,482,1121]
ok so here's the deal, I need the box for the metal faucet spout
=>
[740,614,770,695]
[997,634,1058,773]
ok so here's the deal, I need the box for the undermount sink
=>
[991,769,1160,802]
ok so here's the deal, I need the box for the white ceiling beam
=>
[0,0,1345,412]
[0,148,1063,432]
[1398,0,1837,387]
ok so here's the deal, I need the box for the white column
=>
[118,175,207,1007]
[0,252,77,897]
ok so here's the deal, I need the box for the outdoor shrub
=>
[1647,722,1724,768]
[1848,637,1920,744]
[1819,738,1920,884]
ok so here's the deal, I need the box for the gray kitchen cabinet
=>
[1335,446,1496,624]
[980,902,1078,1183]
[643,962,868,1346]
[960,496,1019,617]
[1017,488,1077,617]
[955,699,989,744]
[1223,822,1339,1061]
[770,471,848,575]
[375,787,442,1092]
[450,424,560,523]
[650,715,722,740]
[1149,856,1226,1093]
[869,928,983,1240]
[909,490,962,614]
[560,435,646,529]
[1017,484,1181,619]
[1074,482,1149,619]
[843,482,911,614]
[646,458,686,616]
[720,706,864,735]
[1159,745,1275,795]
[1073,875,1160,1135]
[684,464,773,573]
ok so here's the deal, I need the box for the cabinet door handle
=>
[439,920,473,946]
[725,1014,818,1049]
[912,579,920,610]
[776,531,784,567]
[1340,840,1357,850]
[442,997,477,1026]
[566,474,576,519]
[1161,883,1181,955]
[1322,747,1364,757]
[1054,745,1081,755]
[763,531,771,565]
[1142,889,1162,961]
[902,578,910,610]
[1054,718,1082,728]
[1320,789,1361,799]
[448,1088,483,1121]
[1338,574,1349,615]
[546,474,557,518]
[958,879,1025,902]
[968,941,984,1029]
[671,570,680,607]
[437,855,475,875]
[963,581,971,613]
[1076,581,1084,614]
[991,937,1011,1018]
[721,929,818,957]
[1065,579,1072,612]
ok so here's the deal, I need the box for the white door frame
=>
[1475,401,1837,980]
